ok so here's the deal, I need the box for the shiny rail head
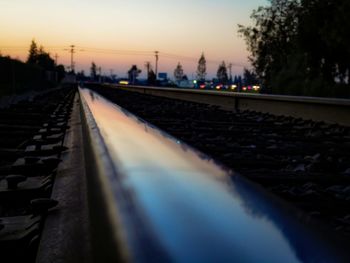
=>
[79,87,350,263]
[112,83,350,126]
[113,83,350,105]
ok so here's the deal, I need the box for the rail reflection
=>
[79,87,349,263]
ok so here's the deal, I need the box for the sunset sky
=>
[0,0,268,79]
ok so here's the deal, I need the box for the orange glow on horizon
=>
[0,0,268,78]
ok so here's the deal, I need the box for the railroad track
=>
[78,86,350,262]
[0,86,75,262]
[87,84,350,237]
[116,84,350,126]
[2,82,350,262]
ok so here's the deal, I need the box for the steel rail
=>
[116,84,350,126]
[79,87,349,263]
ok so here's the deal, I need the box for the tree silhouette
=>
[147,69,156,85]
[26,40,55,71]
[27,39,38,64]
[128,65,141,84]
[238,0,300,92]
[196,53,207,81]
[90,62,97,81]
[243,68,259,86]
[36,50,55,70]
[217,61,228,83]
[145,61,152,75]
[56,64,65,81]
[239,0,350,97]
[233,75,243,89]
[174,62,184,81]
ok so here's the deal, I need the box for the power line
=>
[0,46,28,50]
[60,46,246,68]
[0,45,247,69]
[76,46,154,57]
[79,49,154,57]
[0,46,67,51]
[160,52,245,67]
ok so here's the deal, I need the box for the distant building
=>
[177,79,194,88]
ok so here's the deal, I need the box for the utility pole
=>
[64,45,83,74]
[69,45,75,73]
[154,51,159,79]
